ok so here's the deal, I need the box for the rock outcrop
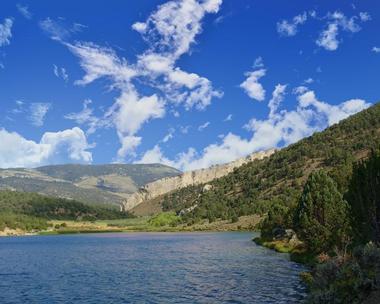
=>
[122,149,276,211]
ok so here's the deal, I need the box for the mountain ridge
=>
[0,163,181,207]
[130,102,380,220]
[122,149,276,213]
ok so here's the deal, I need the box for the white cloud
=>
[65,99,109,135]
[133,0,222,59]
[66,0,223,161]
[139,89,371,171]
[67,42,136,87]
[253,56,264,68]
[108,90,165,159]
[40,18,70,41]
[304,77,314,84]
[359,12,371,22]
[180,125,191,134]
[40,17,86,41]
[298,91,371,125]
[268,84,287,118]
[16,4,32,19]
[372,47,380,53]
[109,90,165,137]
[277,11,370,51]
[29,103,51,127]
[240,68,266,101]
[198,121,210,131]
[0,18,13,47]
[0,127,92,168]
[117,136,141,160]
[224,114,233,122]
[316,23,339,51]
[317,11,370,51]
[162,128,175,143]
[53,64,69,82]
[277,12,307,37]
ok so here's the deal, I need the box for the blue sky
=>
[0,0,379,170]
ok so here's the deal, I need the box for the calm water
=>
[0,232,306,303]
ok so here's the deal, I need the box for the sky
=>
[0,0,379,171]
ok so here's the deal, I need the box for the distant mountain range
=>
[0,164,181,207]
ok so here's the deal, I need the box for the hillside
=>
[122,149,275,214]
[0,164,181,207]
[0,190,131,233]
[135,103,380,222]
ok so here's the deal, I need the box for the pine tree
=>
[346,150,380,244]
[294,170,350,253]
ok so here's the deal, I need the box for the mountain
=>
[130,103,380,220]
[123,149,275,215]
[0,164,181,207]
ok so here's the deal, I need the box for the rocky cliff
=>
[122,149,276,211]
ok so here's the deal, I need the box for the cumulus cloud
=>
[316,11,370,51]
[277,12,307,36]
[240,68,266,101]
[317,23,339,51]
[133,0,222,59]
[138,88,371,171]
[0,18,13,47]
[29,103,51,126]
[107,89,165,160]
[66,0,223,160]
[0,127,92,168]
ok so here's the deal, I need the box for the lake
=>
[0,232,306,303]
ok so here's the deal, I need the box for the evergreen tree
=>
[294,171,350,253]
[346,150,380,244]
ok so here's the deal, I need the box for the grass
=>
[1,213,261,236]
[253,236,316,265]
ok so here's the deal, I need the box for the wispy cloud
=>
[0,18,13,47]
[224,114,232,122]
[372,46,380,53]
[53,64,69,82]
[16,4,32,19]
[198,121,210,131]
[277,12,308,37]
[40,17,86,41]
[29,103,51,127]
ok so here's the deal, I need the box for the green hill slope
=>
[0,190,130,232]
[149,103,380,223]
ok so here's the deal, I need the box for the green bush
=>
[307,243,380,304]
[148,212,181,227]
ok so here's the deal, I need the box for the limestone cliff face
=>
[122,149,276,211]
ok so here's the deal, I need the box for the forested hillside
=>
[0,190,130,232]
[157,103,380,223]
